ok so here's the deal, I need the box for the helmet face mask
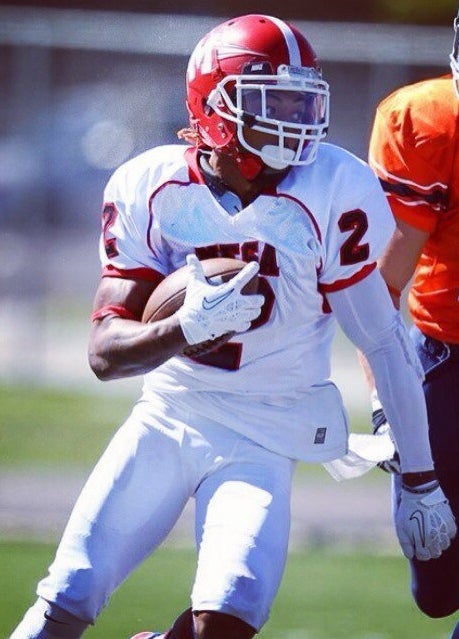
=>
[186,14,330,172]
[207,64,329,168]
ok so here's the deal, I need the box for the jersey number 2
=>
[102,203,119,259]
[338,209,369,265]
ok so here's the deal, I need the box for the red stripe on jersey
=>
[91,304,139,322]
[319,262,376,293]
[102,264,165,284]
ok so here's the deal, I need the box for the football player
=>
[8,13,456,639]
[360,8,459,639]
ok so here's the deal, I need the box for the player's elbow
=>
[87,333,120,381]
[88,349,116,381]
[87,320,123,380]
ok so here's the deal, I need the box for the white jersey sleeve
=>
[327,269,433,473]
[99,148,181,278]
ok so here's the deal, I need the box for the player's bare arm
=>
[88,257,263,380]
[378,218,430,307]
[88,276,188,380]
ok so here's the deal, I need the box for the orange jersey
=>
[369,75,459,344]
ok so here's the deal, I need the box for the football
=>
[142,257,259,357]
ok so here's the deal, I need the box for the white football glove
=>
[396,481,457,561]
[177,254,264,346]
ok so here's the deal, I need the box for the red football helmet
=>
[186,14,330,176]
[450,8,459,96]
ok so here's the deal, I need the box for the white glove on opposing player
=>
[396,481,457,561]
[177,254,264,345]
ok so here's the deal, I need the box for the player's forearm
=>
[366,346,434,473]
[88,316,187,380]
[358,310,433,473]
[378,218,429,300]
[328,270,434,473]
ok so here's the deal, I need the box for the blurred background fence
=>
[0,5,453,407]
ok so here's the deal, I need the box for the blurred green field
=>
[0,384,455,638]
[0,384,367,475]
[2,542,454,639]
[0,384,133,468]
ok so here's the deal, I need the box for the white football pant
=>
[36,393,295,630]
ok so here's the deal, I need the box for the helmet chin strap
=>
[225,137,264,180]
[236,154,265,180]
[234,145,295,180]
[222,137,293,181]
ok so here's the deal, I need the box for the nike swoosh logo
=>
[410,509,426,547]
[202,288,234,310]
[44,612,70,625]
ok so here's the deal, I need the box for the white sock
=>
[9,598,89,639]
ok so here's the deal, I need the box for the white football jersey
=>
[99,143,395,461]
